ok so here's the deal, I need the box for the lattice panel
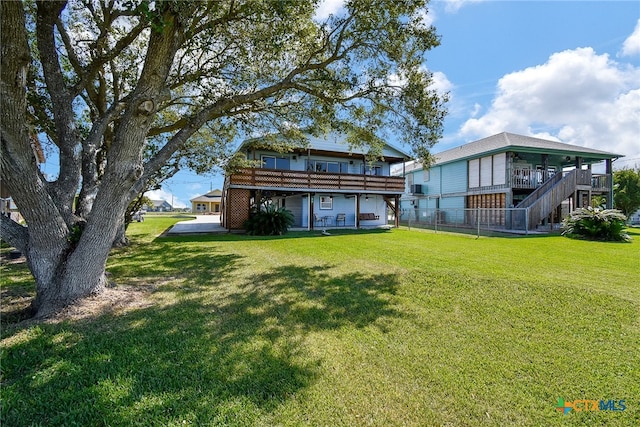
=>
[228,168,405,192]
[227,189,251,229]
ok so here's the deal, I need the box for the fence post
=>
[435,209,438,233]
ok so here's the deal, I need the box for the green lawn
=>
[1,218,639,426]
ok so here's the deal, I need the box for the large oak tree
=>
[1,0,447,318]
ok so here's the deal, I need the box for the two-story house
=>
[399,132,622,231]
[222,133,410,231]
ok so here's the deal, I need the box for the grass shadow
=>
[2,259,403,425]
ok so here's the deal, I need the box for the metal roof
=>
[437,132,621,163]
[190,190,222,203]
[240,132,411,163]
[406,132,623,171]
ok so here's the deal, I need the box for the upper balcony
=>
[226,168,406,194]
[511,167,611,191]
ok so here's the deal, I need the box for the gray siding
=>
[284,195,304,227]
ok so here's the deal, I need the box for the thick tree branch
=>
[35,0,81,221]
[71,20,147,97]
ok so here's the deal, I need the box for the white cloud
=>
[413,8,436,27]
[145,188,187,209]
[459,47,640,168]
[431,70,454,95]
[314,0,345,21]
[441,0,486,13]
[621,19,640,57]
[386,68,453,99]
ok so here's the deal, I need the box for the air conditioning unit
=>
[410,184,423,194]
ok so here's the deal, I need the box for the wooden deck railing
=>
[591,174,610,191]
[227,168,406,192]
[512,168,611,191]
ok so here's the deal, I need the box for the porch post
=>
[541,154,549,182]
[395,195,400,227]
[310,193,315,230]
[605,159,613,209]
[356,194,361,229]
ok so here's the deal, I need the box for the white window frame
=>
[262,155,290,170]
[319,196,333,210]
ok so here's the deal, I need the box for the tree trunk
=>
[112,223,130,247]
[30,252,109,318]
[28,210,120,318]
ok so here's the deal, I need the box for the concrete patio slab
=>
[165,215,226,235]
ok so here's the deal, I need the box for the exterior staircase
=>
[515,169,590,230]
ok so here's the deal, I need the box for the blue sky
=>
[151,0,640,208]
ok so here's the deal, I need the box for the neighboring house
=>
[191,190,222,214]
[148,200,172,212]
[0,195,21,223]
[399,132,622,231]
[1,135,45,224]
[222,133,410,230]
[629,209,640,225]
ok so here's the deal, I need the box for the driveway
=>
[166,214,226,235]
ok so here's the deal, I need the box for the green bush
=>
[561,207,631,242]
[244,204,295,235]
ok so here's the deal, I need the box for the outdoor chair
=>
[314,214,325,227]
[335,213,346,226]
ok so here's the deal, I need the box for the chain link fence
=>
[397,207,536,237]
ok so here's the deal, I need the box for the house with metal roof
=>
[399,132,622,231]
[148,199,173,212]
[191,189,222,214]
[222,133,410,230]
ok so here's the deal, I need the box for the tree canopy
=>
[1,0,447,317]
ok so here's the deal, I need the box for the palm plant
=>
[561,207,631,242]
[244,204,295,235]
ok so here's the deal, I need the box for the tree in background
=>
[1,0,447,317]
[613,168,640,217]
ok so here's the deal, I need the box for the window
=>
[327,162,340,173]
[262,156,290,170]
[306,160,348,173]
[468,159,480,188]
[263,156,276,169]
[480,156,492,187]
[423,169,430,182]
[363,165,382,175]
[492,153,506,185]
[319,196,333,210]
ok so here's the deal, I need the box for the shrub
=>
[561,207,631,242]
[244,204,295,235]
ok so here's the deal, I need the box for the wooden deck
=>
[511,168,610,191]
[226,168,406,193]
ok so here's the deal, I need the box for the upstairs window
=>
[363,165,383,176]
[262,156,290,170]
[306,160,348,173]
